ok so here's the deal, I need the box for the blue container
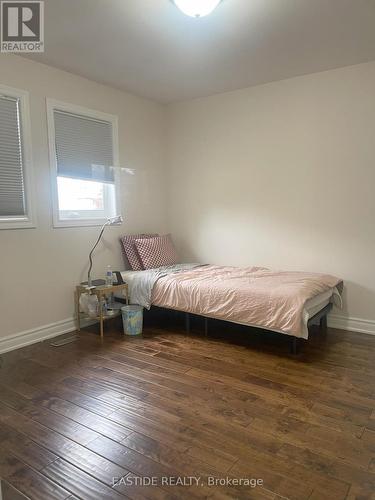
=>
[121,305,143,336]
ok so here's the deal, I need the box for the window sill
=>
[53,218,122,229]
[0,218,36,230]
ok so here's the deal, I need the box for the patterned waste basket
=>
[121,305,143,336]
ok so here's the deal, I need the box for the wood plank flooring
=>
[0,318,374,500]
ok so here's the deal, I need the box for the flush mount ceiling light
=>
[173,0,222,18]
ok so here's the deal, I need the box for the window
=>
[47,99,120,227]
[0,85,35,229]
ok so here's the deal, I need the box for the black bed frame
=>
[182,303,332,355]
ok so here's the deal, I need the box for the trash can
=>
[121,305,143,336]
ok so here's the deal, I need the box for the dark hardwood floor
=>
[0,316,374,500]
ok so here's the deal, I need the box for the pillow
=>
[120,234,158,270]
[135,234,179,269]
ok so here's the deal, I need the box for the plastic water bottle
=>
[106,265,113,287]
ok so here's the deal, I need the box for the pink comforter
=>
[152,265,342,338]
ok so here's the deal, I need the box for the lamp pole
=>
[86,215,123,287]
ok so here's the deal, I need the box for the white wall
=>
[1,56,374,349]
[166,62,375,330]
[0,55,167,344]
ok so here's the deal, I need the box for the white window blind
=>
[0,95,26,217]
[53,110,114,183]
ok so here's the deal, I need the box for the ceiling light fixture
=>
[173,0,222,18]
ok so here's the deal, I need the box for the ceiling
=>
[26,0,375,103]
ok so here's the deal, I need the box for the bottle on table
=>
[106,265,115,309]
[106,265,113,287]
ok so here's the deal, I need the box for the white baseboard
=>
[328,314,375,336]
[0,313,374,355]
[0,318,77,355]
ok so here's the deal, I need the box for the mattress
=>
[304,288,334,320]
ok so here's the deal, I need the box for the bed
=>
[117,263,342,353]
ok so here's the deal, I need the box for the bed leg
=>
[185,313,190,333]
[204,317,208,337]
[291,337,299,355]
[320,314,328,331]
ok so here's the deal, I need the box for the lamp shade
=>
[173,0,221,18]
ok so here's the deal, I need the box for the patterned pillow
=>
[135,234,179,269]
[120,234,158,270]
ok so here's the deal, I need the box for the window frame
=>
[46,98,120,228]
[0,84,36,230]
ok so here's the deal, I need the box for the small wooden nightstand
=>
[75,283,129,339]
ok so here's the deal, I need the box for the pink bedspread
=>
[151,265,342,338]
